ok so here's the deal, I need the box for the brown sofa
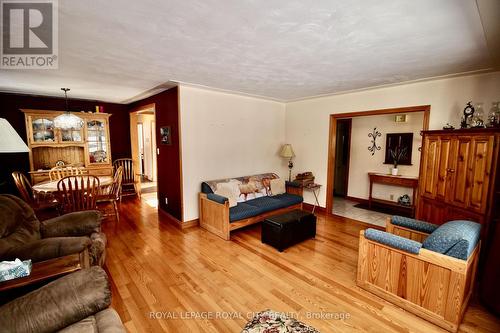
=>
[0,266,125,333]
[0,194,106,266]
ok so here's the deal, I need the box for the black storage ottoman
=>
[261,209,316,252]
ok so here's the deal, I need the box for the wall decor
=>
[384,133,413,165]
[394,114,407,123]
[367,127,381,156]
[160,126,171,145]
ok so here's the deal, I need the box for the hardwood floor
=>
[103,197,500,333]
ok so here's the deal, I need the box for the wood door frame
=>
[333,118,352,197]
[325,105,431,214]
[129,103,156,186]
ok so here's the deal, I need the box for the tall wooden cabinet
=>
[22,109,113,184]
[416,129,499,230]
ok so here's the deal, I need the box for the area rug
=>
[353,202,412,218]
[241,310,320,333]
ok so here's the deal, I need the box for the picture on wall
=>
[160,126,171,145]
[384,133,413,165]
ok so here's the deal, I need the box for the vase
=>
[391,168,398,176]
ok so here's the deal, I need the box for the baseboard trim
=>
[182,219,199,229]
[303,203,326,214]
[158,209,185,229]
[345,196,368,205]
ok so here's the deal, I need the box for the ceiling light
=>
[53,88,84,130]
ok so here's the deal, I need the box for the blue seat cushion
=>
[422,220,481,260]
[272,193,303,206]
[245,196,284,213]
[392,216,438,234]
[229,203,263,222]
[365,228,422,254]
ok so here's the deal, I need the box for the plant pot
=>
[391,168,398,176]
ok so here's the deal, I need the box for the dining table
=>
[32,176,114,193]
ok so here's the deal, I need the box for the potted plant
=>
[389,146,407,176]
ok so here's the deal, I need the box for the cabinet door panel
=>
[468,136,494,213]
[417,197,447,225]
[446,206,484,225]
[420,136,440,199]
[435,137,453,201]
[448,137,471,207]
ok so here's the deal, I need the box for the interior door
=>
[333,119,351,197]
[129,113,140,182]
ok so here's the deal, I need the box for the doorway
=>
[130,104,158,208]
[326,105,431,217]
[333,119,351,197]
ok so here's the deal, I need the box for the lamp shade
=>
[0,118,29,153]
[280,144,295,158]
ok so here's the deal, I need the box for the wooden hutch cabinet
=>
[22,109,113,184]
[416,129,499,230]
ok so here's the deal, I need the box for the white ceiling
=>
[0,0,493,103]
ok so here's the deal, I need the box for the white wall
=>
[347,112,423,202]
[180,85,287,221]
[286,71,500,207]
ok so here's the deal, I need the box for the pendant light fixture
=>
[53,88,84,130]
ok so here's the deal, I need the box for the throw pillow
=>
[270,178,285,196]
[214,182,239,207]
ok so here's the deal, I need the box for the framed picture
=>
[384,133,413,165]
[160,126,171,145]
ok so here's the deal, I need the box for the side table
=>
[0,249,89,292]
[303,183,322,214]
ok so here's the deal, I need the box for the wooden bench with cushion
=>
[357,216,481,332]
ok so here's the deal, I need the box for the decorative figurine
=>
[460,102,475,129]
[443,123,455,130]
[471,103,485,128]
[487,102,499,128]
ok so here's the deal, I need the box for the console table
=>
[368,172,419,216]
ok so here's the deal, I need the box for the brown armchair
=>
[0,194,106,266]
[0,266,125,333]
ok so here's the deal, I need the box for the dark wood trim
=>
[303,202,326,214]
[130,103,155,114]
[158,208,184,229]
[182,218,199,229]
[177,90,184,222]
[325,105,431,214]
[332,105,431,119]
[326,116,337,214]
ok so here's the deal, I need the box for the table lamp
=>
[280,144,295,181]
[0,118,29,153]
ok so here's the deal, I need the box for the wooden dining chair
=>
[57,175,100,214]
[11,171,59,215]
[49,165,87,181]
[97,166,123,222]
[113,158,140,201]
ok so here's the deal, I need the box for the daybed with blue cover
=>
[199,173,303,240]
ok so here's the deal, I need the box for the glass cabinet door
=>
[31,117,55,142]
[60,128,83,142]
[87,119,108,163]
